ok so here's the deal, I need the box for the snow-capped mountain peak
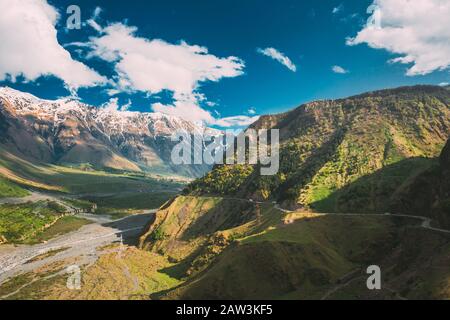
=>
[0,86,219,137]
[0,87,219,177]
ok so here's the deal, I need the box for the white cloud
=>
[214,115,260,128]
[120,99,132,111]
[0,0,106,89]
[340,13,362,24]
[257,47,297,72]
[87,19,103,33]
[152,93,215,124]
[101,97,132,112]
[332,4,343,14]
[247,107,256,115]
[82,23,245,123]
[93,6,102,19]
[105,88,121,96]
[101,97,120,112]
[347,0,450,76]
[86,7,103,33]
[332,65,349,74]
[439,82,449,87]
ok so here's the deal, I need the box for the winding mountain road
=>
[274,204,450,234]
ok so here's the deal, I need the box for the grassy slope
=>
[389,139,450,228]
[311,157,435,213]
[0,148,64,192]
[324,228,450,300]
[1,246,181,300]
[139,196,255,254]
[0,201,67,243]
[143,196,450,300]
[164,215,393,300]
[136,191,450,300]
[0,177,29,198]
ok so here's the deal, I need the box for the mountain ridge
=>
[138,85,450,300]
[0,87,218,177]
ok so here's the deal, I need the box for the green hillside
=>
[188,85,450,212]
[390,138,450,228]
[138,85,450,300]
[0,201,68,243]
[138,195,450,300]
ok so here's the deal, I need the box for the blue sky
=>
[1,0,449,128]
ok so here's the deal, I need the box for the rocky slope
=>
[0,87,218,177]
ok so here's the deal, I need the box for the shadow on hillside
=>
[276,128,348,202]
[158,244,207,280]
[103,213,155,246]
[311,157,436,214]
[180,198,255,241]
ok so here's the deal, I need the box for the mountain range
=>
[0,87,217,178]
